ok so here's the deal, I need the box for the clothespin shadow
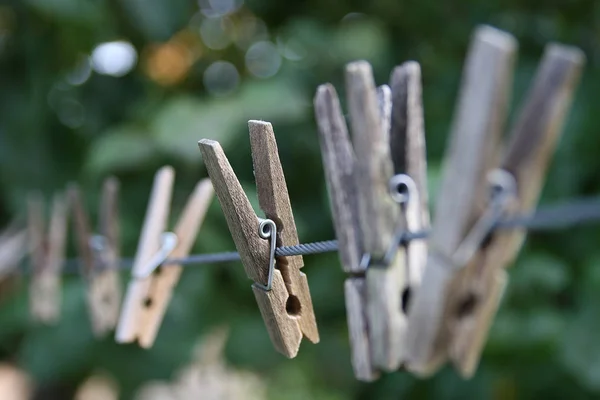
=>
[314,60,429,380]
[115,167,214,348]
[405,25,585,378]
[199,120,320,358]
[28,191,68,324]
[69,178,122,338]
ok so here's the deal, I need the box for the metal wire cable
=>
[58,196,600,273]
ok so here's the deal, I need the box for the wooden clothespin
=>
[28,191,68,324]
[115,167,214,347]
[199,120,320,358]
[68,178,122,337]
[314,60,429,380]
[405,25,585,378]
[0,222,28,280]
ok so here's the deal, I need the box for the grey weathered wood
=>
[344,278,379,382]
[314,84,363,273]
[199,123,320,358]
[314,84,375,379]
[390,61,430,229]
[405,25,517,376]
[389,61,430,291]
[354,76,407,371]
[346,61,398,259]
[449,42,585,377]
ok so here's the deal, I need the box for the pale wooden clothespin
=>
[69,178,122,337]
[115,167,214,348]
[199,120,320,358]
[314,60,429,380]
[405,25,585,378]
[28,191,68,324]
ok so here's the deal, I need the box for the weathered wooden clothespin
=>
[69,178,122,337]
[115,167,214,347]
[314,60,429,380]
[0,222,28,280]
[199,120,320,358]
[405,25,585,378]
[28,191,68,324]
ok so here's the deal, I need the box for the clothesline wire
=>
[58,196,600,274]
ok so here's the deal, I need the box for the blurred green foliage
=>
[0,0,600,398]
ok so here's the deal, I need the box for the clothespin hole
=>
[401,287,411,313]
[144,297,153,308]
[285,295,302,316]
[456,293,478,318]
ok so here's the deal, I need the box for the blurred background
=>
[0,0,599,398]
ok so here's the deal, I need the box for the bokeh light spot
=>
[245,41,281,78]
[91,41,137,77]
[203,61,239,96]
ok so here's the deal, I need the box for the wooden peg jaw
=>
[390,62,430,291]
[199,121,319,359]
[405,25,518,376]
[314,60,429,377]
[28,192,68,324]
[406,25,585,378]
[314,84,378,380]
[69,178,122,337]
[116,166,174,345]
[448,42,585,378]
[137,178,214,348]
[116,168,213,348]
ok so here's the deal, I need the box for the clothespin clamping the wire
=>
[28,191,68,324]
[199,120,320,358]
[69,178,122,337]
[115,167,214,348]
[314,60,429,380]
[405,25,585,378]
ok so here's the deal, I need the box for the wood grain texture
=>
[345,278,379,382]
[138,179,214,347]
[116,166,174,344]
[199,140,270,284]
[314,85,374,378]
[199,138,307,358]
[249,120,319,344]
[364,82,407,370]
[405,25,517,375]
[390,61,430,289]
[449,43,585,377]
[346,61,398,258]
[314,84,363,273]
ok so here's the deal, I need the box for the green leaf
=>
[86,126,158,175]
[150,78,309,164]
